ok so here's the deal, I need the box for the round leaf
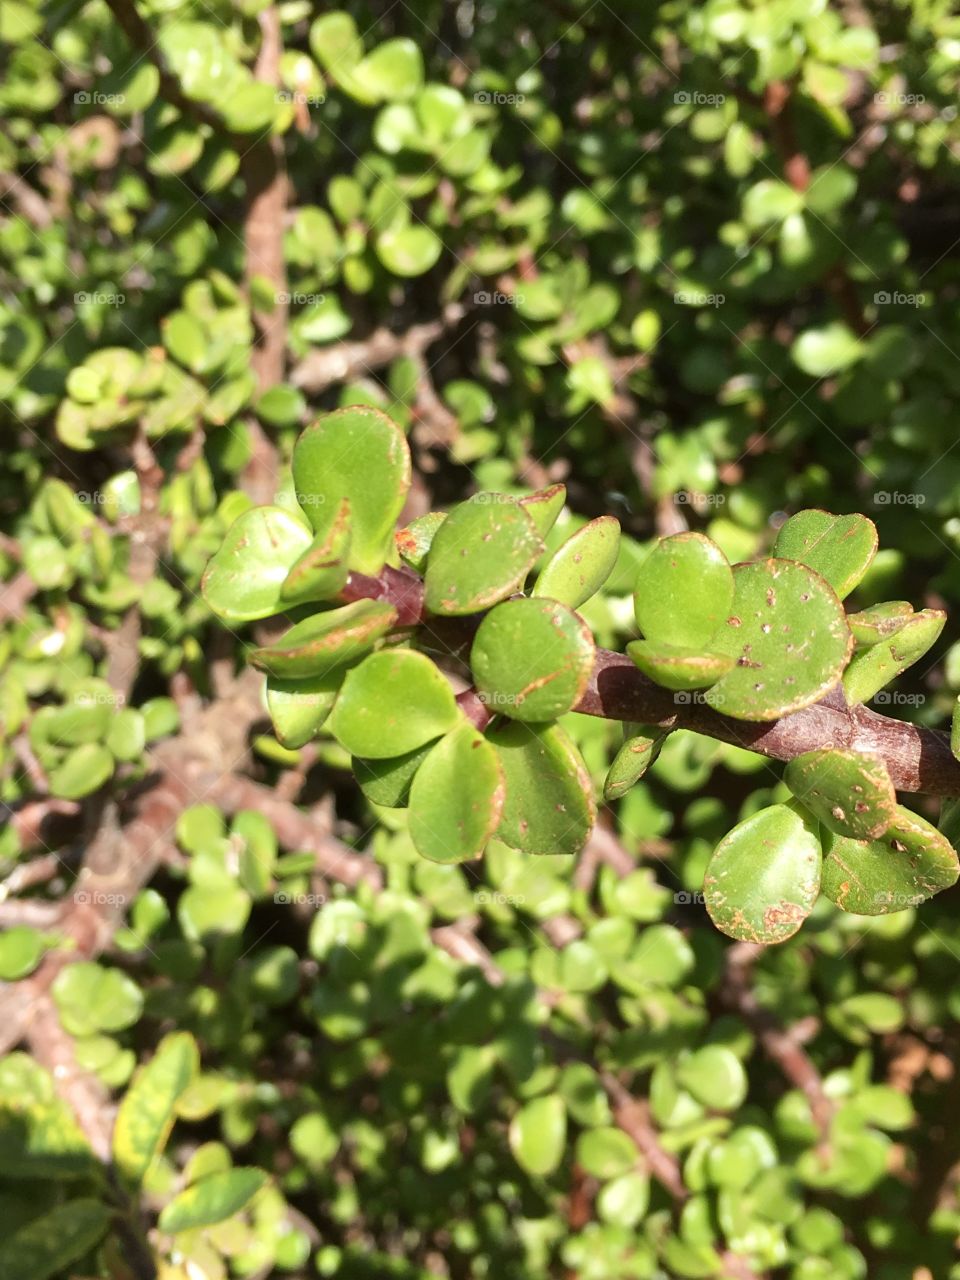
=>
[471,597,596,722]
[487,720,595,855]
[202,506,312,622]
[408,723,505,862]
[533,516,621,609]
[266,670,342,749]
[705,559,852,720]
[626,640,734,692]
[842,608,945,705]
[634,532,734,648]
[291,407,411,574]
[329,649,459,757]
[773,509,878,600]
[509,1094,566,1177]
[678,1046,748,1111]
[424,494,543,616]
[821,806,959,915]
[784,748,895,840]
[704,803,822,944]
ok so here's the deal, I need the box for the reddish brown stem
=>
[340,568,960,799]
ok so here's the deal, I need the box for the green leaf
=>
[509,1094,566,1176]
[292,407,411,574]
[52,962,143,1037]
[705,559,852,720]
[597,1171,649,1226]
[634,532,734,647]
[626,641,734,692]
[266,670,342,748]
[249,600,398,678]
[784,748,895,840]
[202,505,313,622]
[113,1032,199,1186]
[704,804,822,944]
[847,601,915,647]
[0,1198,110,1280]
[354,741,435,808]
[48,742,114,800]
[487,721,595,854]
[375,224,443,277]
[519,484,566,537]
[178,884,251,942]
[842,609,945,705]
[677,1046,748,1110]
[310,12,363,74]
[576,1127,638,1179]
[329,649,459,757]
[471,597,595,722]
[158,1167,268,1234]
[772,510,878,600]
[0,926,45,980]
[821,806,959,914]
[424,494,543,615]
[603,725,669,801]
[791,322,863,376]
[533,516,620,609]
[395,512,447,572]
[408,723,505,862]
[354,38,423,101]
[280,497,352,605]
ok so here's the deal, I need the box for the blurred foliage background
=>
[3,0,960,1277]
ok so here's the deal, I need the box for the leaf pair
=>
[706,738,958,944]
[202,406,411,622]
[333,649,595,860]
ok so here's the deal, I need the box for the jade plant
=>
[202,406,960,945]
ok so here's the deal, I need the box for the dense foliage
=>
[3,1,960,1278]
